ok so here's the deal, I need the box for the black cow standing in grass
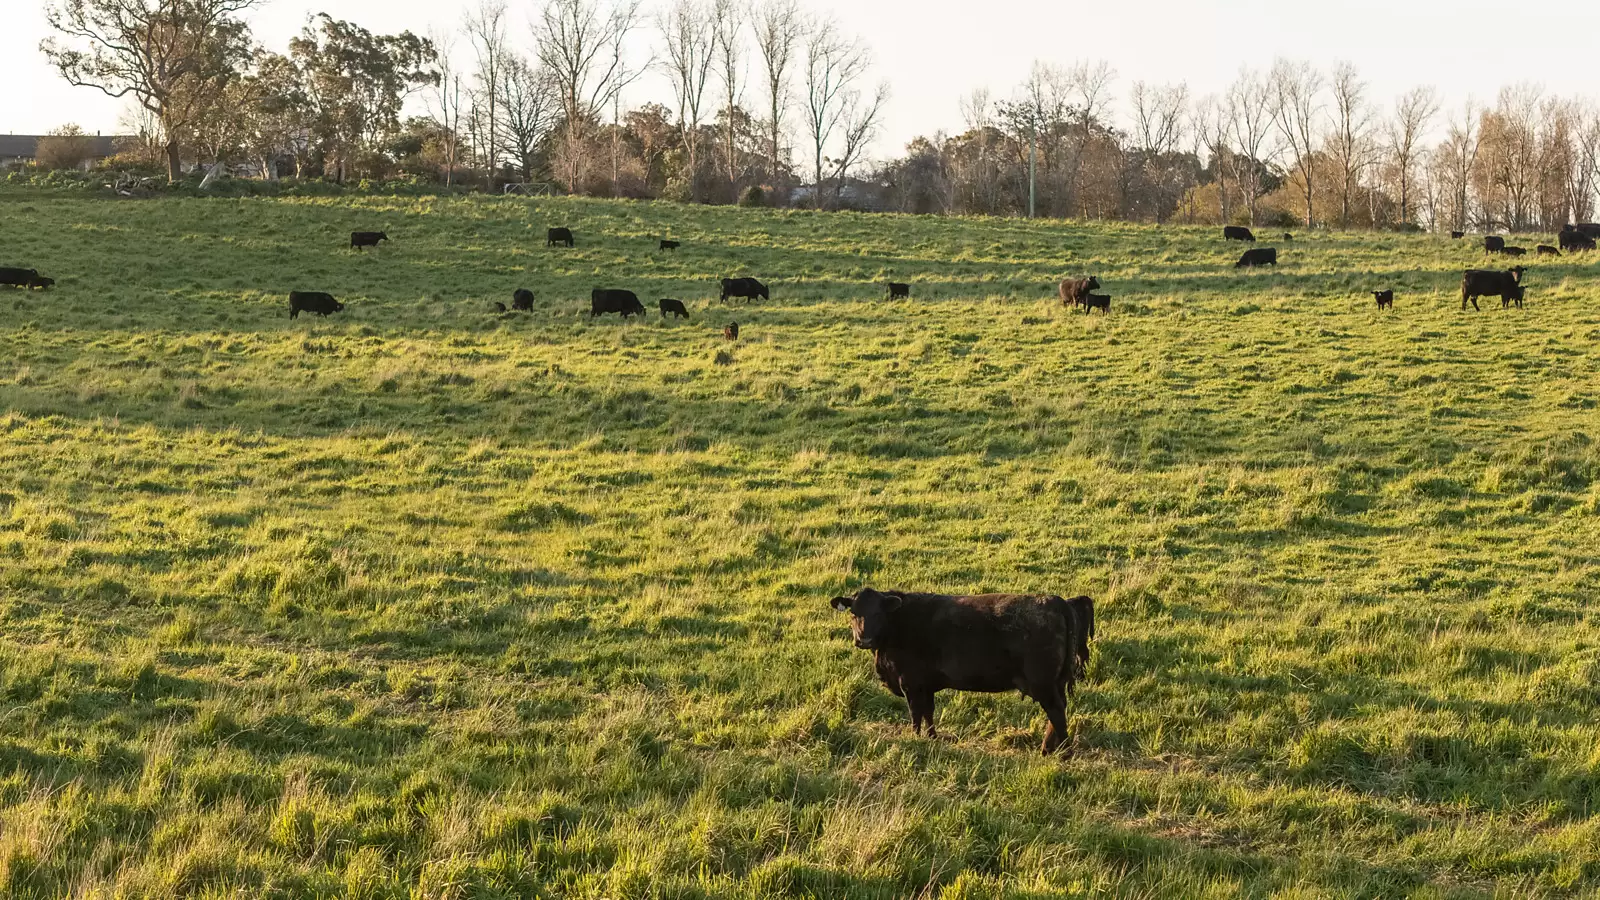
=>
[658,298,689,319]
[887,282,910,299]
[1235,248,1278,268]
[351,231,388,250]
[1484,236,1506,255]
[289,291,344,319]
[720,277,769,302]
[547,227,575,248]
[0,267,51,289]
[1058,276,1100,309]
[1573,223,1600,239]
[723,322,739,340]
[1451,231,1466,239]
[1224,226,1256,242]
[1373,289,1394,309]
[590,289,646,317]
[512,289,534,311]
[1083,293,1111,314]
[659,239,680,251]
[1503,246,1527,257]
[830,587,1095,755]
[1537,245,1561,257]
[1560,228,1597,252]
[1461,268,1526,310]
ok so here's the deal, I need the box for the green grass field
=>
[1,191,1598,898]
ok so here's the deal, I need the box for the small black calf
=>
[887,282,910,299]
[659,298,689,319]
[1083,293,1111,314]
[1373,289,1394,309]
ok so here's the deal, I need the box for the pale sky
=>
[6,0,1598,155]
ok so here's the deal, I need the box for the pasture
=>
[1,192,1598,898]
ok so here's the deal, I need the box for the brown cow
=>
[830,587,1093,755]
[1058,276,1101,309]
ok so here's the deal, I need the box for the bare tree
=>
[42,0,261,181]
[533,0,643,193]
[1270,58,1323,229]
[829,81,888,204]
[1569,102,1600,224]
[658,0,715,201]
[1437,100,1480,231]
[1064,60,1116,216]
[428,30,466,186]
[499,56,555,182]
[1225,68,1276,226]
[800,15,870,208]
[1327,62,1377,227]
[1385,85,1439,227]
[711,0,743,193]
[1128,80,1189,222]
[1192,93,1230,223]
[465,1,511,188]
[752,0,802,192]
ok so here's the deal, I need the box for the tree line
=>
[39,0,1600,230]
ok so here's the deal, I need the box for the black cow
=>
[0,267,46,289]
[27,276,54,290]
[547,227,575,248]
[830,588,1093,755]
[1373,289,1394,310]
[1560,230,1596,252]
[512,289,534,311]
[1503,246,1527,257]
[658,298,689,319]
[659,239,680,251]
[1224,226,1256,242]
[1451,231,1466,239]
[1573,223,1600,239]
[494,301,508,313]
[1058,276,1100,309]
[1461,268,1526,311]
[1083,293,1111,314]
[720,277,769,302]
[289,291,344,319]
[723,322,739,341]
[351,231,388,250]
[887,282,910,300]
[590,288,646,318]
[1235,248,1278,268]
[1282,233,1294,242]
[1537,245,1561,257]
[1484,236,1506,254]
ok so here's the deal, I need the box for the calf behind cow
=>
[830,587,1095,755]
[1083,293,1111,314]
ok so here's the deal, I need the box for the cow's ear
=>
[881,591,905,611]
[829,595,853,612]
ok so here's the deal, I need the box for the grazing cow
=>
[289,291,344,319]
[0,267,43,289]
[27,276,54,290]
[1058,276,1101,309]
[1224,226,1256,242]
[350,231,388,250]
[494,301,508,313]
[590,288,646,318]
[1560,230,1596,252]
[1235,248,1278,268]
[830,587,1092,755]
[659,239,680,251]
[1451,231,1466,239]
[723,322,739,341]
[1537,245,1561,257]
[1083,293,1111,314]
[1484,236,1506,254]
[1373,289,1394,310]
[1282,233,1294,242]
[1461,268,1526,311]
[658,298,689,319]
[547,227,575,248]
[719,277,769,302]
[1503,246,1527,257]
[512,289,534,311]
[887,282,911,300]
[1573,223,1600,240]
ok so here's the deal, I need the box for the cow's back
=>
[885,593,1072,693]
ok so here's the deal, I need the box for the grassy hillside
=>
[1,192,1598,898]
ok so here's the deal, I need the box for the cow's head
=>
[378,232,389,241]
[1509,266,1527,282]
[829,588,903,650]
[1087,276,1101,290]
[333,301,346,311]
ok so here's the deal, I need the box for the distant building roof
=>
[0,134,130,158]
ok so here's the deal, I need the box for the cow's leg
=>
[906,687,937,738]
[1035,683,1071,755]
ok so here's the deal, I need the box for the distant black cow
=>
[659,239,680,251]
[1537,245,1561,257]
[887,282,910,299]
[720,277,769,302]
[0,267,46,289]
[1235,248,1278,268]
[547,227,575,248]
[1058,276,1100,309]
[831,587,1093,755]
[1083,293,1111,314]
[27,277,54,290]
[1282,233,1294,242]
[1373,289,1394,309]
[1461,269,1526,311]
[350,231,388,250]
[512,289,534,311]
[1503,246,1527,257]
[1224,226,1256,242]
[289,291,344,319]
[723,322,739,341]
[1572,223,1600,239]
[494,301,508,313]
[1560,230,1596,252]
[590,288,646,318]
[1451,231,1466,239]
[1484,235,1506,254]
[659,298,689,319]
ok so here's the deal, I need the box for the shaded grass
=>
[1,192,1599,897]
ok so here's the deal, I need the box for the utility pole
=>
[1028,118,1036,219]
